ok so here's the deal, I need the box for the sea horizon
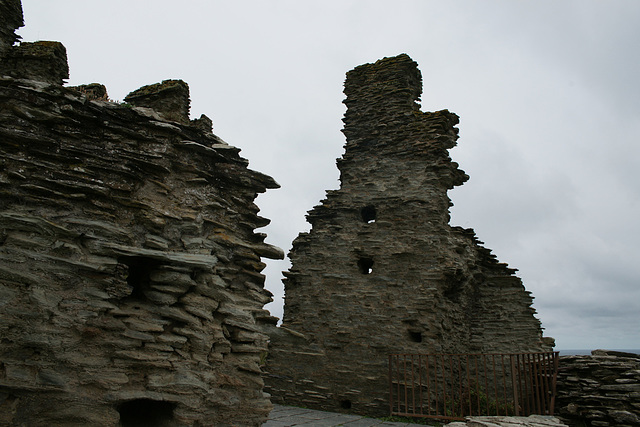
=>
[558,348,640,356]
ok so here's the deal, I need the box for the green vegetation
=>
[444,383,514,418]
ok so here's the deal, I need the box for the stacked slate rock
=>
[0,2,282,426]
[264,54,551,417]
[556,350,640,426]
[0,0,23,58]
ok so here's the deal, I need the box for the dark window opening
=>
[443,269,465,302]
[119,257,161,301]
[340,399,352,409]
[409,330,423,343]
[360,205,376,223]
[118,399,176,427]
[357,257,374,274]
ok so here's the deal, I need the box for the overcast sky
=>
[18,0,640,351]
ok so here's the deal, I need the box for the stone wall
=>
[0,4,282,426]
[264,54,552,417]
[556,351,640,426]
[0,0,23,58]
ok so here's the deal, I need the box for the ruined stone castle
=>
[1,0,561,425]
[0,1,282,425]
[264,54,553,417]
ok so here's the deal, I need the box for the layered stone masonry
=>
[0,2,282,425]
[264,54,552,417]
[556,351,640,427]
[0,0,23,58]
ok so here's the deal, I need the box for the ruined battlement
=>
[264,54,551,417]
[0,1,282,425]
[0,0,23,58]
[342,54,422,132]
[1,1,559,423]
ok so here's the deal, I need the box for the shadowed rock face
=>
[0,3,282,426]
[264,54,552,417]
[0,0,23,57]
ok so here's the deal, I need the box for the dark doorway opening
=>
[118,399,176,427]
[340,399,352,409]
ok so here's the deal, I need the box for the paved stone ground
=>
[262,405,568,427]
[262,405,422,426]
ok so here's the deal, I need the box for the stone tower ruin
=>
[0,1,282,425]
[264,54,552,417]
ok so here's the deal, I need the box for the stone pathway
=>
[263,405,568,427]
[262,405,420,426]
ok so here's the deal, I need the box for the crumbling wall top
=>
[344,53,422,106]
[342,54,423,137]
[124,79,191,124]
[340,53,461,160]
[1,0,68,84]
[0,0,23,57]
[0,40,69,84]
[71,83,109,101]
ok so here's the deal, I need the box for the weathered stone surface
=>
[264,54,551,417]
[0,3,281,426]
[0,40,69,85]
[445,415,567,426]
[70,82,109,101]
[124,79,191,124]
[556,351,640,426]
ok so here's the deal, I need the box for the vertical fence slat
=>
[465,354,473,414]
[402,355,408,413]
[389,354,395,414]
[425,355,431,415]
[491,354,498,415]
[433,355,440,414]
[550,352,559,415]
[407,354,416,414]
[501,354,508,416]
[456,355,463,418]
[482,355,489,415]
[533,353,542,414]
[544,352,552,414]
[440,354,448,415]
[510,354,519,416]
[543,352,551,414]
[448,355,455,417]
[521,353,528,415]
[418,355,423,415]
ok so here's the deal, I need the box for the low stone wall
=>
[556,350,640,426]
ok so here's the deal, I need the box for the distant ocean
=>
[558,349,640,356]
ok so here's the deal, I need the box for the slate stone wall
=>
[556,351,640,426]
[0,5,282,426]
[0,0,23,58]
[264,54,552,417]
